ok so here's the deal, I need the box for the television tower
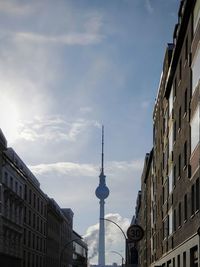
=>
[95,126,110,267]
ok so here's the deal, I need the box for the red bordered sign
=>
[127,224,144,242]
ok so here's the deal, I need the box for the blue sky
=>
[0,0,179,264]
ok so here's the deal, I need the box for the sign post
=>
[126,225,144,266]
[127,224,144,242]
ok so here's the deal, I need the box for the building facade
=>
[60,208,74,267]
[46,198,63,267]
[0,128,83,267]
[0,130,24,267]
[134,0,200,266]
[72,231,88,267]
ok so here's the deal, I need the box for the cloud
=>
[29,159,143,178]
[14,31,104,46]
[29,161,98,177]
[17,116,100,142]
[145,0,154,14]
[141,100,151,109]
[0,1,33,15]
[84,213,130,264]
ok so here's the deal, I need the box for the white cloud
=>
[84,213,130,264]
[29,161,98,177]
[145,0,154,14]
[14,31,104,46]
[141,100,151,109]
[29,159,143,178]
[18,117,100,142]
[0,1,33,15]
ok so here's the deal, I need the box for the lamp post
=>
[111,250,124,267]
[60,238,82,267]
[100,218,129,266]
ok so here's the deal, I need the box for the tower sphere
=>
[95,184,109,199]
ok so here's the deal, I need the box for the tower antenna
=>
[101,125,104,173]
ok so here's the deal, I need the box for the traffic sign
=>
[127,224,144,242]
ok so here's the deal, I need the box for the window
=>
[178,154,181,177]
[173,165,176,186]
[163,217,168,239]
[183,251,186,267]
[29,189,32,205]
[4,172,8,185]
[185,37,188,61]
[178,106,181,129]
[196,178,199,211]
[177,254,180,267]
[169,169,173,194]
[29,210,31,225]
[192,185,195,215]
[194,0,200,32]
[184,194,188,221]
[24,207,27,223]
[184,89,187,114]
[24,185,27,200]
[174,77,177,99]
[168,209,173,235]
[192,46,200,93]
[190,246,198,267]
[190,106,200,153]
[173,121,176,142]
[184,141,187,167]
[10,177,13,190]
[179,59,182,81]
[178,202,181,226]
[15,181,18,193]
[33,194,36,209]
[19,186,22,198]
[169,129,173,157]
[169,87,173,115]
[173,209,176,232]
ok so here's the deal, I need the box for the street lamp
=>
[60,238,82,267]
[100,218,129,266]
[111,250,124,267]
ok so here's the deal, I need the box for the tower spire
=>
[101,125,104,174]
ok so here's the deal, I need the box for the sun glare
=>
[0,95,21,144]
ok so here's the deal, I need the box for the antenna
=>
[101,125,104,173]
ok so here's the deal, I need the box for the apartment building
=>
[0,130,24,267]
[0,128,80,267]
[60,208,74,267]
[72,231,88,267]
[137,151,153,267]
[46,198,63,267]
[5,148,48,267]
[134,0,200,266]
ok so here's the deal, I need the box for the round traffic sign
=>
[127,224,144,242]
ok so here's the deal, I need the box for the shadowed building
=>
[132,0,200,266]
[72,231,88,267]
[0,130,24,267]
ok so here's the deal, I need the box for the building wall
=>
[133,0,200,266]
[72,231,88,267]
[60,208,74,267]
[0,132,24,267]
[46,198,63,267]
[0,129,82,267]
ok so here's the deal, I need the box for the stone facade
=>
[133,0,200,266]
[0,129,83,267]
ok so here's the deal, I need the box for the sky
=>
[0,0,179,264]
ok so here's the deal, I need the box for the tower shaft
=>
[98,199,105,267]
[95,126,109,267]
